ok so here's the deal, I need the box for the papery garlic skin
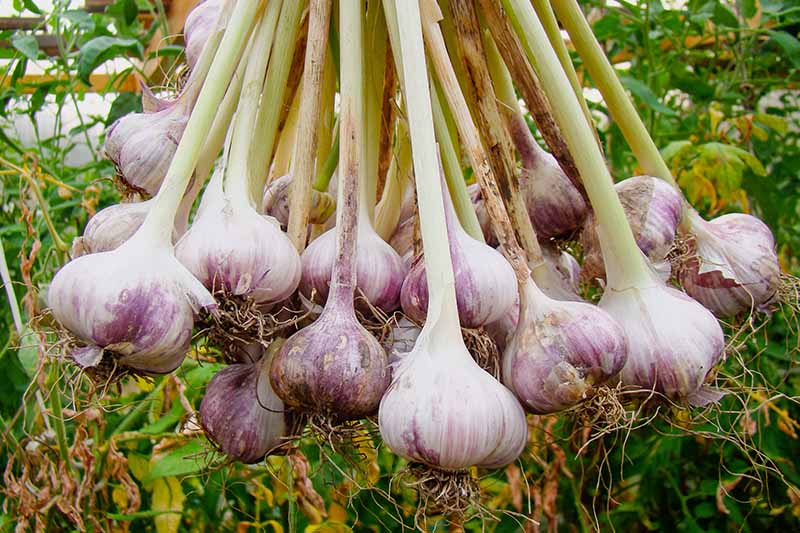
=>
[262,174,335,229]
[520,151,587,239]
[48,241,215,374]
[679,212,781,317]
[200,356,289,463]
[184,0,223,69]
[388,216,415,267]
[176,170,301,306]
[582,176,682,281]
[300,222,406,312]
[400,184,517,328]
[74,200,152,255]
[379,332,528,470]
[600,278,725,403]
[469,184,497,246]
[503,280,627,414]
[270,288,391,420]
[383,317,421,365]
[104,105,189,197]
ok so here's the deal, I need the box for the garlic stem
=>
[375,116,410,240]
[0,235,22,332]
[431,80,484,243]
[330,0,364,294]
[551,0,674,188]
[394,0,461,339]
[503,0,652,289]
[419,0,530,282]
[364,0,389,220]
[531,0,596,142]
[249,0,306,201]
[135,0,259,245]
[271,81,302,180]
[316,48,337,176]
[287,0,333,251]
[226,9,278,208]
[313,123,339,192]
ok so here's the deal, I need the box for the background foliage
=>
[1,0,799,531]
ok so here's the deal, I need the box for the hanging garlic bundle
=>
[508,0,724,404]
[379,0,527,479]
[551,0,783,319]
[48,0,259,375]
[270,0,390,424]
[400,175,517,328]
[200,347,291,463]
[176,5,301,315]
[104,13,227,198]
[184,0,224,70]
[581,175,683,281]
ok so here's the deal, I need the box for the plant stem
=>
[313,123,340,192]
[271,82,303,181]
[446,0,543,273]
[316,48,337,177]
[227,10,280,208]
[531,0,597,143]
[550,0,675,188]
[504,0,651,290]
[250,0,306,202]
[330,0,364,296]
[47,363,74,475]
[431,81,484,243]
[364,0,389,220]
[136,0,260,245]
[476,0,584,196]
[394,0,461,340]
[287,0,333,251]
[0,235,23,333]
[374,116,410,241]
[111,378,169,437]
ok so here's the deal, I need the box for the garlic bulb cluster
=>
[200,353,290,463]
[400,180,517,328]
[503,279,627,413]
[582,175,682,281]
[184,0,224,69]
[49,235,216,374]
[379,329,528,470]
[176,162,301,307]
[679,212,781,317]
[600,273,725,404]
[104,103,190,197]
[300,220,406,312]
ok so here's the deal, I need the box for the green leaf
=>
[660,140,693,163]
[106,92,142,126]
[16,327,39,379]
[22,0,42,14]
[768,31,800,68]
[144,439,211,482]
[77,36,142,84]
[713,3,740,28]
[620,76,678,116]
[11,33,39,61]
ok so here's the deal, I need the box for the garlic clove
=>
[48,241,216,374]
[270,290,391,420]
[679,212,781,317]
[600,278,725,401]
[379,333,527,471]
[300,223,406,312]
[200,354,290,463]
[582,176,683,282]
[503,279,628,414]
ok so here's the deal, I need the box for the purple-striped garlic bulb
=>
[502,278,628,414]
[582,175,683,281]
[184,0,224,69]
[400,180,516,328]
[200,351,291,463]
[679,211,781,317]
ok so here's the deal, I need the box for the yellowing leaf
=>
[151,477,185,533]
[328,502,348,523]
[127,453,151,485]
[304,521,353,533]
[112,486,129,511]
[263,520,284,533]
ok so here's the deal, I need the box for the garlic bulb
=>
[176,163,301,307]
[200,353,290,463]
[262,174,335,229]
[104,103,189,197]
[379,328,528,470]
[679,211,781,317]
[48,235,216,374]
[300,220,406,312]
[600,272,725,404]
[184,0,224,69]
[73,200,152,256]
[400,181,517,328]
[503,279,627,414]
[469,183,497,246]
[582,176,682,281]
